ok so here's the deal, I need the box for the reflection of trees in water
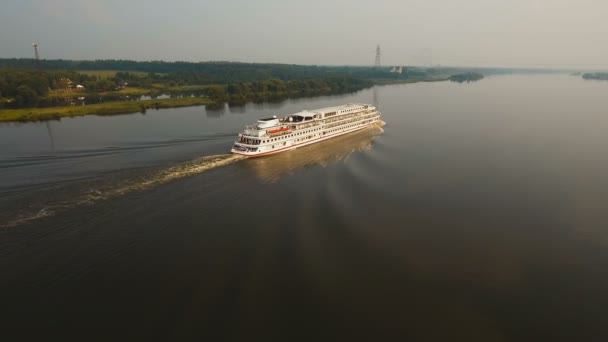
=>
[285,91,362,106]
[206,89,368,119]
[206,101,285,118]
[244,124,384,182]
[204,103,227,118]
[227,103,247,114]
[252,102,284,112]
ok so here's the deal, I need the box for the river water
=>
[1,74,608,340]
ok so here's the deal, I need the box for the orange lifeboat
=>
[268,126,290,134]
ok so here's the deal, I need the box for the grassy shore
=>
[0,97,213,122]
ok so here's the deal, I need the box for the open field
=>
[101,87,152,96]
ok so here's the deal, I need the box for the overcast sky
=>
[1,0,607,68]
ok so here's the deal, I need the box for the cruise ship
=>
[231,103,381,156]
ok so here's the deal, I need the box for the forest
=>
[0,67,373,109]
[0,58,496,112]
[0,59,413,110]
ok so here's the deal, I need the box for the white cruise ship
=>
[231,103,381,156]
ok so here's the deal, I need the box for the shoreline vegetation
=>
[0,59,488,122]
[0,97,214,122]
[582,72,608,80]
[448,72,484,83]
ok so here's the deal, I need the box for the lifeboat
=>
[268,126,291,134]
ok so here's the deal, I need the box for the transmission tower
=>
[33,43,40,60]
[32,42,55,153]
[374,45,381,68]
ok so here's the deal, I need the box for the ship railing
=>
[235,140,260,147]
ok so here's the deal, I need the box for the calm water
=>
[1,74,608,340]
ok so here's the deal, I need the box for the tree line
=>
[0,67,372,109]
[0,69,135,106]
[448,72,484,83]
[0,58,496,109]
[217,77,372,103]
[0,59,362,83]
[0,58,449,84]
[582,73,608,80]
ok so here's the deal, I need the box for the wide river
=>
[2,74,608,340]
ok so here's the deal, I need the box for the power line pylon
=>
[374,45,381,68]
[33,43,40,60]
[32,43,41,70]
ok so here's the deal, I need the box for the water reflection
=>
[244,124,384,182]
[45,121,56,156]
[227,103,247,114]
[373,85,379,108]
[251,101,285,112]
[205,103,228,117]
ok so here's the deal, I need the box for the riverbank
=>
[448,72,484,83]
[0,59,489,122]
[0,77,455,123]
[0,85,373,123]
[371,77,449,85]
[0,97,213,122]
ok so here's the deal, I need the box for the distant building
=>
[390,66,403,74]
[58,78,75,89]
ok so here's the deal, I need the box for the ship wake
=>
[0,154,245,228]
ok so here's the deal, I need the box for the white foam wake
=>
[1,154,245,228]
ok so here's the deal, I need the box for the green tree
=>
[206,85,226,101]
[16,85,38,105]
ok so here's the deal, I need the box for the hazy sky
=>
[1,0,607,68]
